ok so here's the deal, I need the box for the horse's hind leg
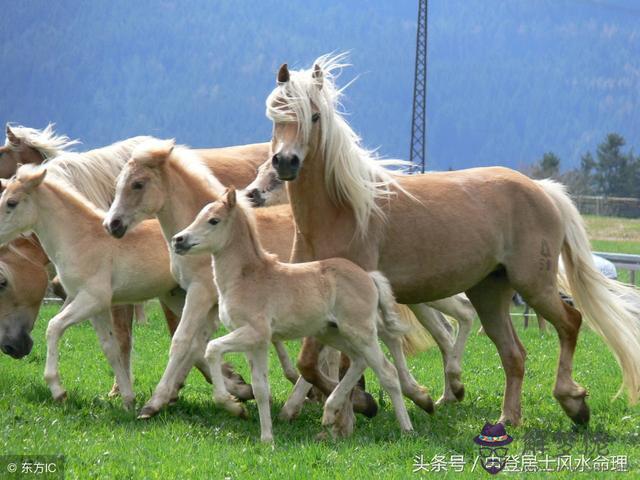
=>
[297,336,378,417]
[519,287,588,424]
[108,304,134,398]
[427,295,475,404]
[379,331,434,413]
[92,311,136,410]
[409,304,464,404]
[466,273,526,425]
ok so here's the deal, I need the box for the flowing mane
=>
[266,53,410,235]
[16,163,106,218]
[5,123,79,159]
[167,145,226,198]
[45,136,153,209]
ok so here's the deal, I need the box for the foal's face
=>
[243,157,287,207]
[268,64,323,181]
[106,158,166,238]
[173,192,235,256]
[0,173,44,244]
[0,248,48,359]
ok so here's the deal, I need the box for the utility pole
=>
[409,0,428,173]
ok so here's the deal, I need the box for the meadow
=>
[1,215,639,479]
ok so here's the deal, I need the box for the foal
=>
[173,188,413,442]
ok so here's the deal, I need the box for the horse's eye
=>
[6,199,18,208]
[132,181,144,190]
[0,278,7,290]
[208,218,219,226]
[312,113,320,123]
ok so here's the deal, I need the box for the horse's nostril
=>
[248,188,259,199]
[272,154,280,167]
[110,218,122,230]
[174,236,184,244]
[1,343,15,356]
[291,155,300,167]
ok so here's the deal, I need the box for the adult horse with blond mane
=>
[266,53,640,427]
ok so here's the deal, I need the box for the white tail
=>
[537,179,640,404]
[369,271,408,337]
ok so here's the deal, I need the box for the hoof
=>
[353,388,378,418]
[453,384,465,402]
[168,395,179,406]
[220,398,248,419]
[415,394,435,414]
[137,405,159,419]
[569,401,590,425]
[53,391,67,403]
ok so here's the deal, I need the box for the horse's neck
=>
[32,185,98,264]
[213,211,268,293]
[286,147,358,256]
[156,164,218,241]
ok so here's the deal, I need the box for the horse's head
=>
[266,61,330,181]
[0,166,46,244]
[243,156,287,207]
[105,139,175,238]
[0,242,49,359]
[173,188,238,256]
[0,125,47,179]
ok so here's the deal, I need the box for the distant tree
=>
[590,134,638,197]
[530,152,561,179]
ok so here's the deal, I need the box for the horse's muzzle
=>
[272,153,300,181]
[1,332,33,359]
[106,217,128,239]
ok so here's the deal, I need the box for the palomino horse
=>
[105,140,436,422]
[0,165,192,408]
[0,125,299,402]
[265,55,640,427]
[245,146,477,410]
[0,236,49,358]
[173,188,413,441]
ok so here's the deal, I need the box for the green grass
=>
[1,302,639,479]
[2,216,639,479]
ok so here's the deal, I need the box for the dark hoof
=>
[416,395,435,414]
[353,389,378,418]
[569,401,590,425]
[453,384,465,402]
[168,396,179,406]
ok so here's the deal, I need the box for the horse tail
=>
[537,179,640,404]
[369,271,409,337]
[397,304,438,356]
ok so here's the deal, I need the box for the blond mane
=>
[167,145,226,198]
[266,53,410,235]
[5,123,79,159]
[16,164,105,218]
[45,136,153,210]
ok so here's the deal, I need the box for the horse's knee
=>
[204,341,220,362]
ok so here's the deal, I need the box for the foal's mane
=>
[167,145,226,198]
[16,164,105,218]
[266,53,410,236]
[232,194,278,263]
[5,123,79,159]
[45,136,153,210]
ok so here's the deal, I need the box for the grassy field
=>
[1,215,639,479]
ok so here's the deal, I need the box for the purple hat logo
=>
[474,423,513,474]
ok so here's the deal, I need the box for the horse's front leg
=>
[44,291,105,402]
[139,283,218,418]
[205,325,266,420]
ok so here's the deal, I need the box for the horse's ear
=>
[226,186,237,209]
[145,139,175,167]
[6,125,20,145]
[312,64,323,90]
[22,168,46,192]
[277,64,290,84]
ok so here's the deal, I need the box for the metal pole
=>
[409,0,428,173]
